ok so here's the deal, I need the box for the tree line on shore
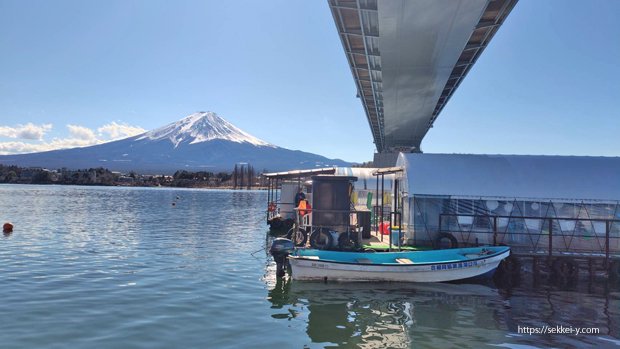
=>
[0,163,268,189]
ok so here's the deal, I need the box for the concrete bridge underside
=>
[328,0,518,166]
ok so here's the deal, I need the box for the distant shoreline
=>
[0,164,267,190]
[0,182,269,190]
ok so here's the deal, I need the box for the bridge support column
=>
[373,152,400,167]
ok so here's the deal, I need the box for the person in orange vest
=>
[298,199,312,216]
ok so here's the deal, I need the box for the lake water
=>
[1,184,619,349]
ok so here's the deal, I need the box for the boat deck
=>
[360,230,425,251]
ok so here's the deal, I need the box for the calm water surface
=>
[1,184,619,348]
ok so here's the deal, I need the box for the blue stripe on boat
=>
[293,246,510,266]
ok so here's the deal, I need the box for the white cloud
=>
[0,138,105,155]
[0,123,52,140]
[0,121,145,155]
[0,141,50,154]
[67,124,97,141]
[98,122,146,140]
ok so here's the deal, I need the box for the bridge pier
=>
[373,153,400,167]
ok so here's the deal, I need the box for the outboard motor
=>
[270,238,295,277]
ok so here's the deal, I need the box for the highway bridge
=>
[328,0,518,166]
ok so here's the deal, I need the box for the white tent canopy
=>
[335,167,393,191]
[397,153,620,202]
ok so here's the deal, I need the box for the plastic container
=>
[391,228,401,246]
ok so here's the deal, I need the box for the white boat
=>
[286,246,510,283]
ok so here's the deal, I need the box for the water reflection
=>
[267,275,620,348]
[497,282,620,349]
[268,278,509,348]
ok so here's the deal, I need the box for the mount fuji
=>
[0,112,352,173]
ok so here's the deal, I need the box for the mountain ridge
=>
[0,112,351,174]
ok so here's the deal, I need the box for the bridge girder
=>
[328,0,518,153]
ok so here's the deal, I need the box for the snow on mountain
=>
[137,111,272,147]
[0,111,352,173]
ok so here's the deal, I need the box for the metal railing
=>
[438,213,620,263]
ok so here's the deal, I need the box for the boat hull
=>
[288,248,510,283]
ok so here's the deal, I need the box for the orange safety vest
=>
[298,199,311,216]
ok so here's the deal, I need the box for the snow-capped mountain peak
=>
[0,110,352,173]
[138,111,273,147]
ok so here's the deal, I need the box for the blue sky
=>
[0,0,618,162]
